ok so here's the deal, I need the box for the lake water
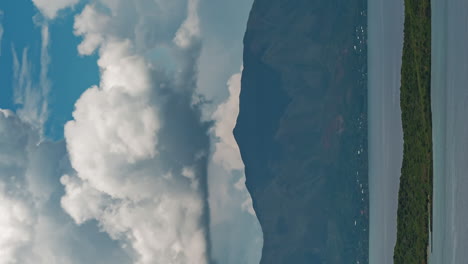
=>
[430,0,468,263]
[367,0,404,263]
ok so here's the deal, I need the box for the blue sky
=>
[0,1,262,263]
[0,0,38,111]
[0,0,98,140]
[46,5,99,139]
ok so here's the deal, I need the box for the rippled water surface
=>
[368,0,404,263]
[430,0,468,263]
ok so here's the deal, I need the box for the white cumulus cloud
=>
[173,0,200,49]
[0,109,131,264]
[0,188,34,264]
[208,69,262,264]
[60,1,212,263]
[0,110,35,262]
[0,110,64,263]
[211,69,245,172]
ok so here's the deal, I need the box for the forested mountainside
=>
[234,0,368,263]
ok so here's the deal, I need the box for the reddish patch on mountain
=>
[321,115,345,150]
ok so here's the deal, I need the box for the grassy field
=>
[393,0,432,263]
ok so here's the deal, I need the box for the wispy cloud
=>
[11,25,51,137]
[39,25,51,114]
[0,10,4,56]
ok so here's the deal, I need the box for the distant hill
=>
[393,0,432,263]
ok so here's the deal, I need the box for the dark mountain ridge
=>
[234,0,368,263]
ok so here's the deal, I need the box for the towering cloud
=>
[2,0,262,263]
[60,1,212,263]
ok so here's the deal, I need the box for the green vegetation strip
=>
[393,0,432,263]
